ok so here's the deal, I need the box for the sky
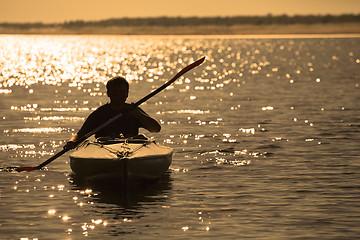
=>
[1,0,360,23]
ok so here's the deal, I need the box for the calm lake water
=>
[0,35,360,239]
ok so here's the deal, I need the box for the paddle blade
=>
[15,166,38,172]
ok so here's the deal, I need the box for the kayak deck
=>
[69,138,173,180]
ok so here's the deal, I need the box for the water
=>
[0,35,360,239]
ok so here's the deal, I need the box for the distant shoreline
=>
[1,23,359,35]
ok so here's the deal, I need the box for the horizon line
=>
[1,13,360,25]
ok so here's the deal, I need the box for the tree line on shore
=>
[1,14,360,29]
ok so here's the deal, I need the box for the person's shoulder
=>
[89,103,110,115]
[125,103,145,113]
[96,103,111,110]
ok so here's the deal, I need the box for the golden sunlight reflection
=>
[201,149,254,166]
[23,116,85,121]
[6,127,67,133]
[48,209,56,215]
[0,36,296,227]
[39,107,93,112]
[0,32,359,240]
[182,226,189,231]
[61,215,70,221]
[0,144,35,151]
[157,109,210,115]
[239,128,255,134]
[262,106,274,111]
[0,89,12,94]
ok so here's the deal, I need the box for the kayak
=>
[69,136,173,181]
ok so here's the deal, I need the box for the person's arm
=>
[130,107,161,133]
[63,110,98,150]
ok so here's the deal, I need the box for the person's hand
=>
[63,141,77,151]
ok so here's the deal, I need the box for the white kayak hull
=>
[69,139,173,180]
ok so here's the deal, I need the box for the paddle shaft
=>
[134,57,205,105]
[18,57,205,171]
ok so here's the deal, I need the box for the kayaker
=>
[63,76,161,150]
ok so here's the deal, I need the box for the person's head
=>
[106,76,129,105]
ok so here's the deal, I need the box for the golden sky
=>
[1,0,360,23]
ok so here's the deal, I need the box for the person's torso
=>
[79,103,141,138]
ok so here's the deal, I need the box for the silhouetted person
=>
[64,76,161,150]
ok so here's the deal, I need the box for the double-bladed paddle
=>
[3,57,205,172]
